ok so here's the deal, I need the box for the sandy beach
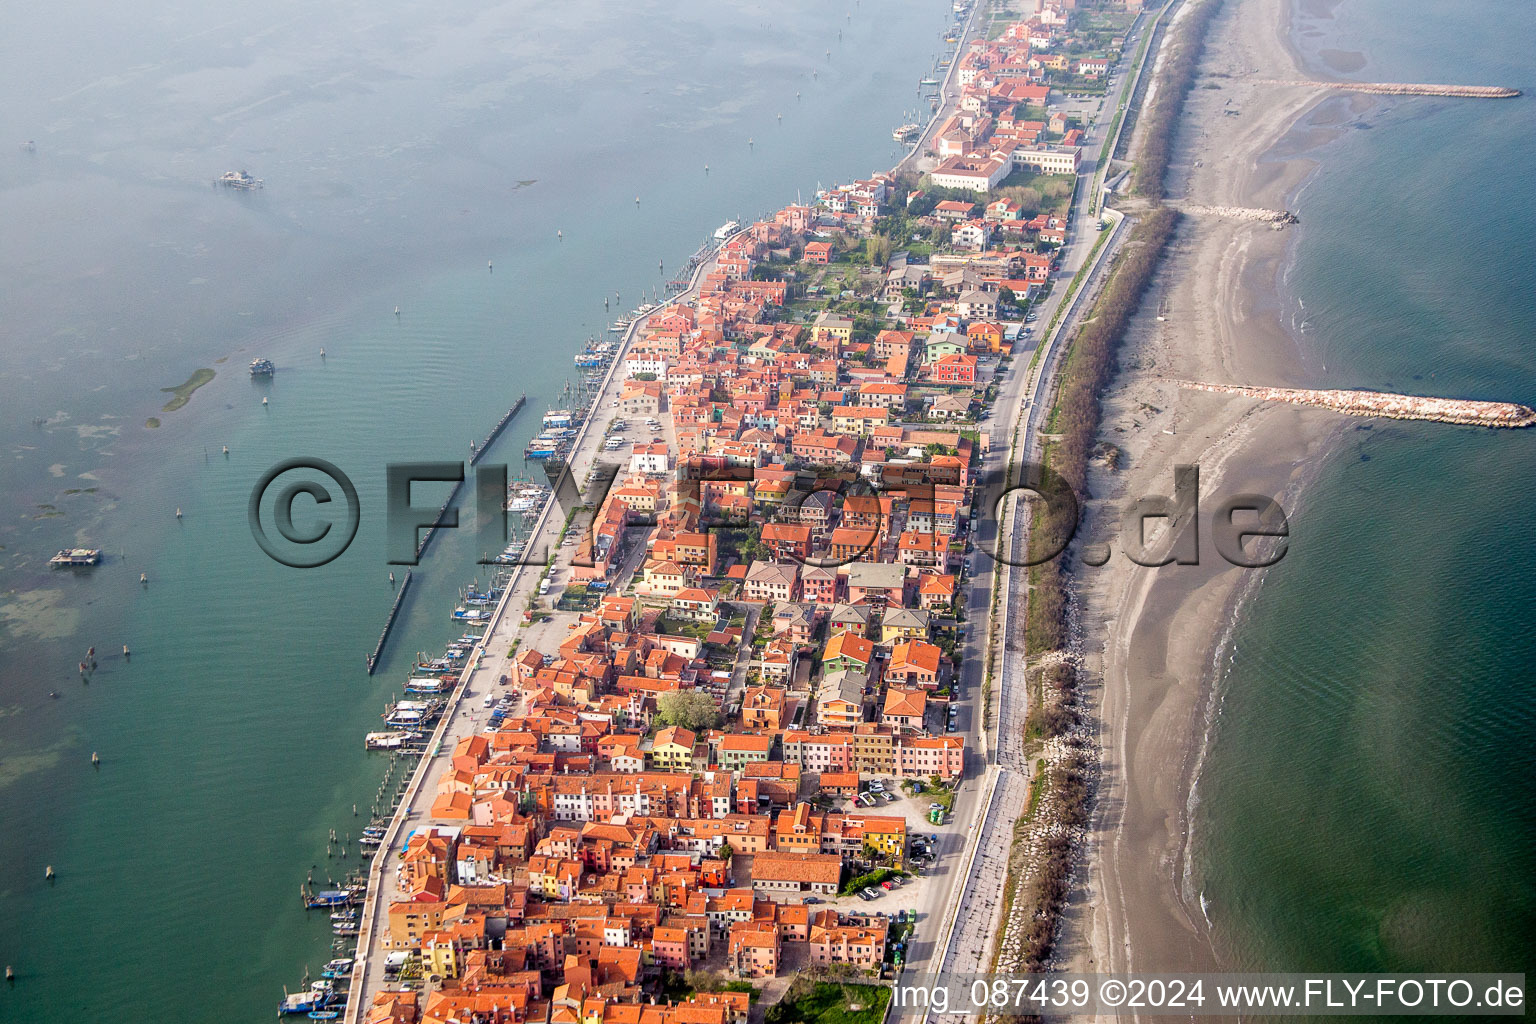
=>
[1064,0,1357,980]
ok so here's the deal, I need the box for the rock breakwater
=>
[1170,381,1536,428]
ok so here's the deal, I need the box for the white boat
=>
[366,730,419,749]
[218,169,263,190]
[713,220,740,240]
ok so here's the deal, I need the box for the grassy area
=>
[159,368,216,412]
[839,866,903,897]
[1028,215,1113,376]
[765,981,891,1024]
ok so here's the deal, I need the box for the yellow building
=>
[423,935,463,979]
[810,312,854,348]
[860,816,908,860]
[649,726,698,772]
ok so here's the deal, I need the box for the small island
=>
[160,368,216,413]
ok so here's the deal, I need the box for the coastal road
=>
[911,7,1156,995]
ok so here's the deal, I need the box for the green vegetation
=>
[654,689,722,732]
[839,866,903,896]
[159,368,215,413]
[765,980,890,1024]
[144,417,161,429]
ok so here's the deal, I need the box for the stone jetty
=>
[1171,381,1536,428]
[1174,203,1298,226]
[1260,80,1520,99]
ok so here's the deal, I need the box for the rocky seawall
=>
[1170,381,1536,427]
[1258,80,1520,98]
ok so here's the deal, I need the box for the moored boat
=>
[451,606,491,623]
[364,730,419,750]
[49,548,102,567]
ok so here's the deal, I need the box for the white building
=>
[624,354,670,378]
[928,156,1010,193]
[1010,145,1080,176]
[629,443,671,476]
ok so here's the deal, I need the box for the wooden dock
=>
[364,571,412,675]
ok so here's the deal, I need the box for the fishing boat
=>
[919,76,940,86]
[892,123,921,141]
[218,169,263,190]
[384,699,442,727]
[404,677,450,695]
[332,923,359,936]
[573,351,607,368]
[451,606,492,623]
[522,440,564,460]
[49,548,102,567]
[305,890,361,908]
[250,358,275,377]
[278,989,331,1016]
[492,544,527,565]
[307,1012,340,1021]
[542,409,574,429]
[364,730,419,750]
[330,909,358,921]
[322,958,354,979]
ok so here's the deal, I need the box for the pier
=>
[1171,380,1536,427]
[364,571,412,675]
[468,393,526,467]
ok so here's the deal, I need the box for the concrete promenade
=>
[341,237,725,1023]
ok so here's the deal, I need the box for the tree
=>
[998,286,1016,307]
[864,235,891,267]
[655,689,722,732]
[717,841,735,861]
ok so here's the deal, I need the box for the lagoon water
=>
[0,0,952,1017]
[1192,0,1536,986]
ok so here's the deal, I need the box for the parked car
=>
[804,896,822,905]
[881,881,895,891]
[863,887,881,900]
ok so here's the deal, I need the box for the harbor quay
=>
[291,2,1171,1022]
